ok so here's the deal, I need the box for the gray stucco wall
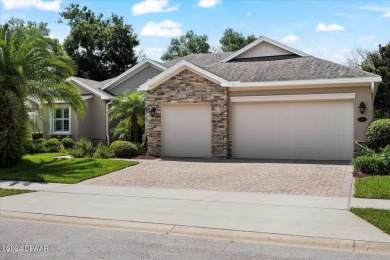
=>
[110,66,162,95]
[42,98,107,141]
[88,97,107,140]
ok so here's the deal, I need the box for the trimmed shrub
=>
[32,138,46,153]
[110,141,138,158]
[62,138,74,149]
[43,138,61,152]
[366,119,390,152]
[353,155,389,175]
[24,138,34,154]
[71,138,95,158]
[71,148,85,158]
[93,143,114,159]
[31,132,43,140]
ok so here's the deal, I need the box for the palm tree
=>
[0,24,85,167]
[109,90,146,143]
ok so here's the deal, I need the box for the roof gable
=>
[68,77,113,100]
[220,36,309,62]
[138,61,231,90]
[235,41,293,59]
[101,59,166,90]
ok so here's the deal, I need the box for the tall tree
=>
[6,17,64,55]
[60,4,139,81]
[6,17,50,36]
[365,44,390,118]
[219,28,257,52]
[346,48,375,70]
[347,46,390,118]
[161,30,210,61]
[109,91,146,143]
[0,24,85,167]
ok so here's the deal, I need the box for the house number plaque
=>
[358,117,367,122]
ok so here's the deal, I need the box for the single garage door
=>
[162,103,212,158]
[232,98,354,160]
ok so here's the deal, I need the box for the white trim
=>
[226,77,382,88]
[138,60,231,91]
[50,105,71,135]
[230,93,357,103]
[68,77,112,100]
[101,59,167,90]
[82,95,94,100]
[220,36,310,63]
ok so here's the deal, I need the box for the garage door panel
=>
[162,103,212,158]
[232,100,354,160]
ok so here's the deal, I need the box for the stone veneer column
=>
[146,69,228,158]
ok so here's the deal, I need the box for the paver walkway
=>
[81,159,353,197]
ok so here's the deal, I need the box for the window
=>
[53,107,70,133]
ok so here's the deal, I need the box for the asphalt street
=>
[0,219,388,260]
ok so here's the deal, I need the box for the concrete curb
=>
[1,210,390,255]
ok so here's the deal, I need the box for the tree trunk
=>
[0,92,27,167]
[131,115,141,143]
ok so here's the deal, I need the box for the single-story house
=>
[42,36,382,160]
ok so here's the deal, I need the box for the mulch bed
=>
[353,169,372,179]
[132,155,159,160]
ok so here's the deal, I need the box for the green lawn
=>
[0,188,34,197]
[351,208,390,235]
[0,153,138,184]
[354,176,390,199]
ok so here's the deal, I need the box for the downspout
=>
[106,100,113,146]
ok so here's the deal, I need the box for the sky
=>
[0,0,389,64]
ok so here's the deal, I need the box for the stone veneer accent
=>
[147,69,228,158]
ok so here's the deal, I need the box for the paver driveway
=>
[81,159,353,197]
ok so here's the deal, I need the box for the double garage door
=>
[161,99,354,160]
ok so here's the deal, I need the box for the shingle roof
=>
[71,49,379,96]
[71,77,113,98]
[163,53,378,82]
[72,77,113,89]
[163,52,233,68]
[207,56,378,82]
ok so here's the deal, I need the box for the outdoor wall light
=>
[149,106,157,117]
[359,102,366,114]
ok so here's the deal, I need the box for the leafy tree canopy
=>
[60,4,139,81]
[6,17,50,36]
[0,24,85,167]
[365,44,390,118]
[5,17,64,55]
[219,28,257,52]
[349,44,390,118]
[109,91,146,143]
[161,30,210,61]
